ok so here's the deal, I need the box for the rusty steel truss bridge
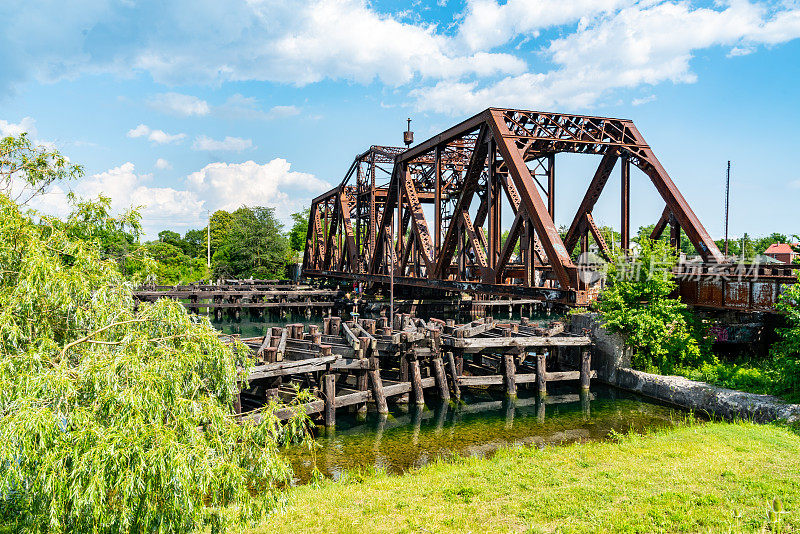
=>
[303,108,797,311]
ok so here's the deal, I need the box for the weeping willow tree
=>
[0,135,311,532]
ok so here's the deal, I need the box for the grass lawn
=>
[252,422,800,534]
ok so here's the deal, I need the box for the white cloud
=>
[155,158,172,170]
[4,0,800,118]
[192,135,253,152]
[412,1,800,114]
[187,159,330,221]
[455,0,629,52]
[0,116,37,138]
[29,158,329,236]
[1,0,525,92]
[147,92,210,116]
[126,124,186,144]
[632,94,656,106]
[29,162,206,236]
[215,94,301,120]
[790,180,800,189]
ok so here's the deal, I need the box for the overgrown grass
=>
[251,422,800,533]
[678,357,800,403]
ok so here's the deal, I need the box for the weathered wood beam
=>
[445,335,591,349]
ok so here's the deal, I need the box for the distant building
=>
[764,243,799,264]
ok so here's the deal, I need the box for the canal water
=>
[208,316,687,485]
[283,384,688,484]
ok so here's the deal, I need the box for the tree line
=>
[126,207,310,284]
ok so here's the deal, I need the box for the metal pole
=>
[206,210,211,269]
[724,160,730,257]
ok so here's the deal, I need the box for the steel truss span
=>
[302,107,763,307]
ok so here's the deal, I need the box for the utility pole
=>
[206,210,211,269]
[724,161,730,257]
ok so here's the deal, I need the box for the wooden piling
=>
[330,317,341,335]
[323,373,336,427]
[536,350,547,396]
[580,349,592,390]
[503,353,517,398]
[368,358,389,414]
[446,351,461,400]
[409,358,425,405]
[432,357,450,402]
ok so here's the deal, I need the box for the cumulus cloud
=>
[187,159,330,221]
[29,162,206,235]
[0,116,37,137]
[155,158,172,170]
[412,1,800,114]
[0,0,525,93]
[3,0,800,116]
[30,158,329,236]
[126,124,186,144]
[192,135,253,152]
[147,92,210,116]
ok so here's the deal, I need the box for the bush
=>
[773,280,800,400]
[596,238,710,374]
[0,195,311,532]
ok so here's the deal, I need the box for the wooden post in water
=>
[503,353,517,398]
[432,357,450,402]
[536,350,547,397]
[323,373,336,427]
[446,351,461,400]
[580,349,592,390]
[369,358,389,414]
[409,357,425,405]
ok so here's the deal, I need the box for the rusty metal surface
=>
[302,107,795,311]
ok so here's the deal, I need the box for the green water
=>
[285,384,687,484]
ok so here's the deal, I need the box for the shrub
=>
[596,238,710,374]
[773,279,800,400]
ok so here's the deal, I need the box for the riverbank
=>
[252,422,800,533]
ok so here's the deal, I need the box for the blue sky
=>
[1,0,798,240]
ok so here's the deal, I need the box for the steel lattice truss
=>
[302,108,725,305]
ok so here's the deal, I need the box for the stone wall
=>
[567,312,800,424]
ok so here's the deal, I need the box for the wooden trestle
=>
[233,315,593,427]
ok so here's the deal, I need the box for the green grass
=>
[250,422,800,533]
[677,357,800,404]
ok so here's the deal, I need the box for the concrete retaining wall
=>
[568,313,800,424]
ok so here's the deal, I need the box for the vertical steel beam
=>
[621,157,630,252]
[434,145,442,263]
[547,153,555,219]
[487,110,574,289]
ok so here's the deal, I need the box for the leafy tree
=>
[596,238,710,373]
[0,192,310,532]
[145,240,208,284]
[61,193,147,279]
[158,229,183,247]
[212,207,289,280]
[289,208,309,253]
[754,232,789,255]
[210,210,233,256]
[184,227,207,259]
[0,132,83,205]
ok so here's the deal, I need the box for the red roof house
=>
[764,243,799,264]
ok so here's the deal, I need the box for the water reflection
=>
[285,384,686,484]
